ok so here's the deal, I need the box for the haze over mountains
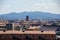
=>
[0,12,60,20]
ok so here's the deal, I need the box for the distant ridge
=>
[0,11,60,20]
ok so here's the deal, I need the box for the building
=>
[0,31,56,40]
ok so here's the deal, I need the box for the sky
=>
[0,0,60,14]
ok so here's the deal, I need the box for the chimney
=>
[26,16,29,21]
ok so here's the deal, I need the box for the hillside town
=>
[0,16,60,40]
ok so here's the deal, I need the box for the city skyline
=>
[0,0,60,14]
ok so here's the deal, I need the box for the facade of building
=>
[0,31,56,40]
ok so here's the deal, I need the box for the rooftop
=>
[40,27,58,31]
[0,31,56,34]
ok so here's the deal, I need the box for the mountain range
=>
[0,11,60,20]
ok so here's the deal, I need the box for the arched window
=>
[38,36,46,40]
[25,35,33,40]
[13,35,21,40]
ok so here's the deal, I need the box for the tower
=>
[26,16,29,21]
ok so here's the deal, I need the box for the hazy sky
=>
[0,0,60,14]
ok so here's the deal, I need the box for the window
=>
[13,36,16,39]
[32,35,34,37]
[51,36,53,37]
[13,35,21,40]
[20,35,22,37]
[25,35,33,40]
[0,36,4,39]
[45,36,47,37]
[38,36,46,40]
[39,36,42,39]
[0,36,3,38]
[51,36,53,39]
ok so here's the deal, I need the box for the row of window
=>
[0,35,54,39]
